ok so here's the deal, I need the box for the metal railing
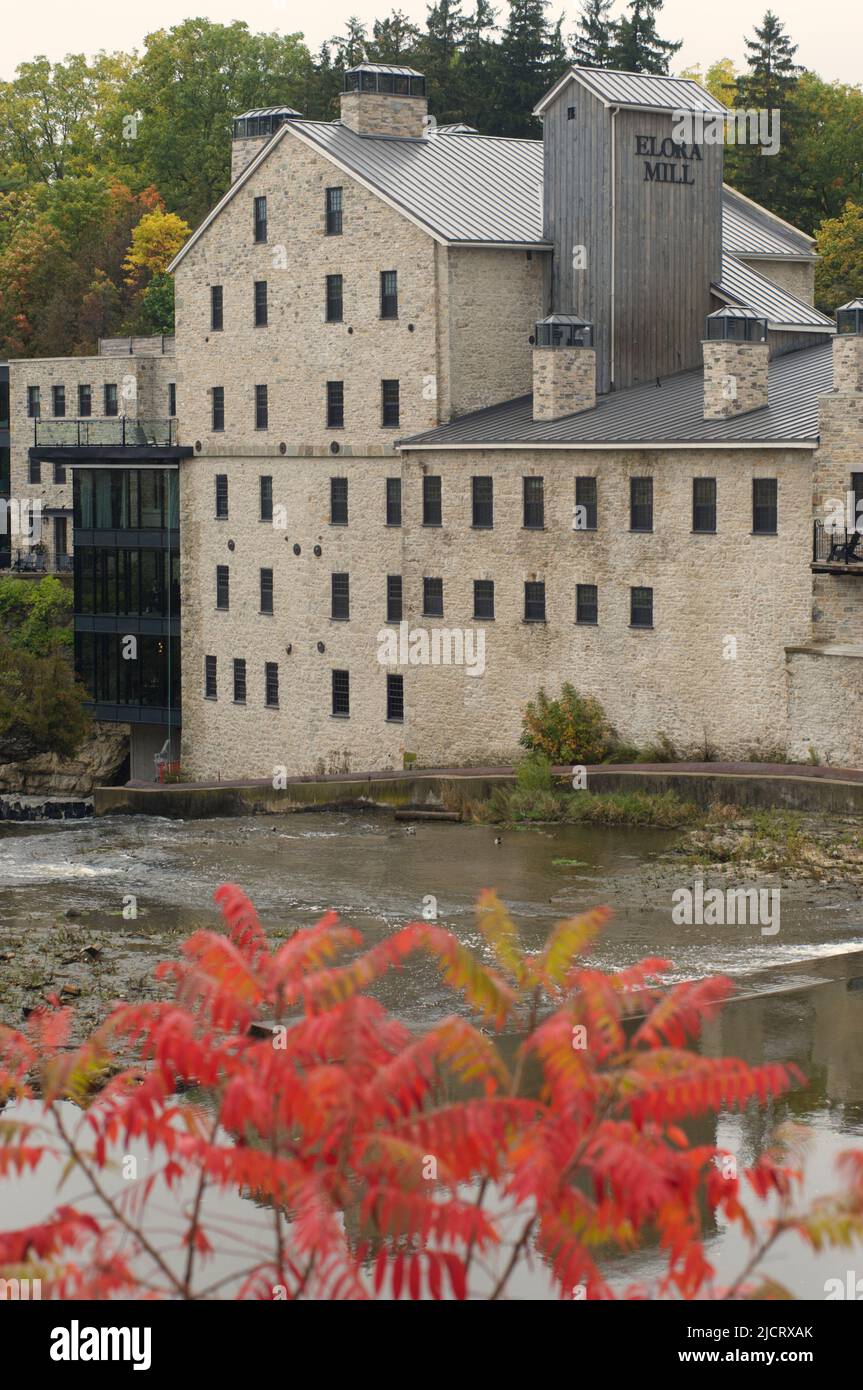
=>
[813,519,863,566]
[33,418,177,447]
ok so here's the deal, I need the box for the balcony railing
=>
[813,519,863,569]
[33,418,177,448]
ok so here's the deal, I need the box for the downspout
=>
[610,105,619,391]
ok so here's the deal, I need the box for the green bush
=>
[0,575,73,655]
[519,683,615,765]
[564,790,695,828]
[0,643,90,758]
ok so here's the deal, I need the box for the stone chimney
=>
[833,299,863,392]
[532,316,596,421]
[231,107,302,182]
[340,63,428,139]
[703,306,769,419]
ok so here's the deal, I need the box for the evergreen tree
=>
[452,1,499,131]
[612,0,681,75]
[570,0,616,69]
[727,11,802,222]
[370,10,423,62]
[739,8,799,110]
[494,0,558,136]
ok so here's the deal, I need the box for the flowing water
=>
[2,809,863,1298]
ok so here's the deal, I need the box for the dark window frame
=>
[104,383,118,417]
[422,576,443,618]
[629,476,653,532]
[212,386,225,432]
[78,384,92,417]
[52,384,66,418]
[381,378,400,428]
[216,564,229,611]
[473,579,494,620]
[386,574,403,623]
[422,474,442,527]
[523,476,545,530]
[204,655,217,699]
[254,280,268,328]
[386,477,402,527]
[327,380,344,429]
[332,668,350,717]
[215,473,229,519]
[576,583,598,625]
[692,477,717,534]
[211,284,224,331]
[524,580,546,623]
[325,274,343,323]
[255,383,268,431]
[253,196,268,244]
[386,672,405,723]
[233,658,247,704]
[330,476,348,526]
[630,586,654,629]
[380,270,398,320]
[325,187,343,236]
[260,475,273,523]
[27,385,40,419]
[265,661,279,708]
[575,476,597,531]
[752,478,778,535]
[471,476,493,529]
[260,567,274,614]
[331,571,350,621]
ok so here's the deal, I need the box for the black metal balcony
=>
[33,418,177,447]
[812,519,863,573]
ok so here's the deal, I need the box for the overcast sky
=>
[0,0,859,85]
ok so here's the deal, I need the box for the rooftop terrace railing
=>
[33,418,177,447]
[813,519,863,568]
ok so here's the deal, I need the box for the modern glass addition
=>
[75,547,180,617]
[753,478,778,534]
[325,187,343,236]
[73,469,179,531]
[472,477,493,528]
[693,477,717,533]
[75,633,180,710]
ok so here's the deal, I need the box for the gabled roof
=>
[722,184,815,259]
[716,253,834,330]
[401,340,834,450]
[535,66,727,117]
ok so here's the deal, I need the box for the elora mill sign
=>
[635,134,702,185]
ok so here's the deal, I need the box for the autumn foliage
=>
[1,886,863,1300]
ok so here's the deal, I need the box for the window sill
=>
[265,703,279,711]
[422,613,444,621]
[576,620,598,627]
[751,530,778,537]
[331,712,350,719]
[330,616,350,623]
[204,694,217,701]
[260,610,274,617]
[422,522,443,529]
[232,700,247,706]
[386,717,405,724]
[473,614,495,622]
[329,521,348,528]
[523,525,546,532]
[629,624,654,631]
[523,618,547,625]
[629,527,653,534]
[471,524,494,531]
[692,529,717,535]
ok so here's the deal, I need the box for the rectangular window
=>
[523,476,545,529]
[692,477,717,533]
[332,668,350,717]
[330,476,348,525]
[331,572,350,621]
[327,380,344,428]
[260,475,273,522]
[576,583,598,625]
[212,386,225,432]
[254,280,268,327]
[524,581,546,622]
[215,474,228,519]
[265,662,279,708]
[387,574,403,622]
[27,386,40,418]
[423,474,442,526]
[472,476,493,528]
[325,187,343,236]
[260,567,274,614]
[326,274,343,323]
[382,379,400,428]
[168,383,176,417]
[28,458,41,484]
[386,477,402,526]
[104,384,118,416]
[473,579,495,620]
[78,384,92,417]
[211,285,224,331]
[233,658,247,703]
[630,586,653,628]
[380,270,398,319]
[253,196,267,243]
[753,478,778,534]
[423,577,443,617]
[53,461,67,484]
[630,477,653,531]
[386,673,404,723]
[575,476,597,530]
[255,384,268,430]
[205,655,217,699]
[52,385,65,417]
[216,564,229,610]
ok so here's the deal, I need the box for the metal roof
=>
[839,299,863,311]
[716,253,834,329]
[536,66,727,115]
[721,186,814,258]
[234,106,302,120]
[288,119,547,244]
[401,340,834,449]
[708,304,765,320]
[435,123,479,135]
[346,62,424,77]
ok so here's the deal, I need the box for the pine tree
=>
[495,0,558,136]
[418,1,468,123]
[453,1,499,131]
[612,0,681,75]
[739,8,799,110]
[370,10,423,62]
[570,0,616,69]
[727,10,801,222]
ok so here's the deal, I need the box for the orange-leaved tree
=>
[1,885,862,1300]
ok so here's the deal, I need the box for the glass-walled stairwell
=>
[72,466,181,729]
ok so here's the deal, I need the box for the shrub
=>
[565,790,695,828]
[2,885,861,1301]
[520,683,614,765]
[0,643,90,759]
